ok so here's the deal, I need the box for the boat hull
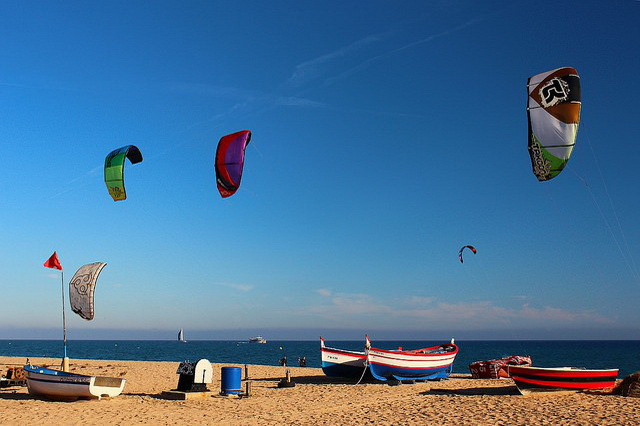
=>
[508,366,618,395]
[367,342,458,381]
[25,365,126,401]
[321,347,369,378]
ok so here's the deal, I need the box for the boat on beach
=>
[24,364,126,401]
[366,335,458,381]
[320,337,369,379]
[508,365,619,395]
[249,336,267,344]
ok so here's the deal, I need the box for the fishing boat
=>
[320,337,369,379]
[24,364,126,401]
[366,335,458,381]
[178,328,187,343]
[508,365,619,395]
[249,336,267,344]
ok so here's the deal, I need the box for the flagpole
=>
[61,269,68,371]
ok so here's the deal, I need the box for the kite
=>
[104,145,143,201]
[215,130,252,198]
[69,262,107,321]
[458,245,477,263]
[527,67,581,181]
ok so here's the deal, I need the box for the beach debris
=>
[5,367,27,381]
[0,367,27,388]
[277,369,296,388]
[527,67,581,181]
[215,130,252,198]
[104,145,143,201]
[613,371,640,398]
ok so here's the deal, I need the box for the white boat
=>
[178,328,187,343]
[320,337,370,379]
[249,336,267,344]
[24,364,126,401]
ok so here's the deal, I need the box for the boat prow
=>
[320,336,370,379]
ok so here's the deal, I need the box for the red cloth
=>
[469,355,532,379]
[43,251,62,270]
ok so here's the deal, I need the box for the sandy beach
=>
[1,356,638,425]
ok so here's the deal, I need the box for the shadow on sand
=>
[250,374,446,387]
[250,374,377,385]
[0,389,31,400]
[424,385,520,396]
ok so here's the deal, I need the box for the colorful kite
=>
[458,245,477,263]
[69,262,107,321]
[527,67,581,181]
[104,145,143,201]
[215,130,252,198]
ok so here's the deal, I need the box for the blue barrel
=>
[221,367,242,395]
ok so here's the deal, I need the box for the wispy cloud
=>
[165,10,493,141]
[218,282,254,292]
[307,292,393,317]
[323,15,486,87]
[170,83,324,109]
[285,34,386,88]
[315,288,332,297]
[303,293,613,328]
[47,165,103,200]
[407,296,434,305]
[168,83,326,133]
[511,295,530,300]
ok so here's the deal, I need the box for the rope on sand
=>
[354,359,369,385]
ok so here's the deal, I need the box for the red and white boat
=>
[320,337,369,379]
[366,335,458,381]
[508,365,618,395]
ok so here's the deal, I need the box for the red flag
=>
[43,251,62,270]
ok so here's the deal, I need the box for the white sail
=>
[178,329,186,342]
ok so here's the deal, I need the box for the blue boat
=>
[366,336,458,381]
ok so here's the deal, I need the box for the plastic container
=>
[220,366,242,395]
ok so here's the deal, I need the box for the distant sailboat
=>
[178,329,187,343]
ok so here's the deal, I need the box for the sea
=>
[1,340,638,377]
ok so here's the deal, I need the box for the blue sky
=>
[1,0,639,340]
